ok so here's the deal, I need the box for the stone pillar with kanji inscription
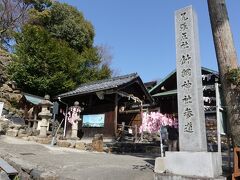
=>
[154,6,222,178]
[175,5,207,152]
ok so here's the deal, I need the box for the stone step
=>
[154,173,227,180]
[0,157,18,175]
[106,142,162,153]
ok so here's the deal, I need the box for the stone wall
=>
[0,49,23,119]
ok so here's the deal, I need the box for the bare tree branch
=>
[0,0,30,46]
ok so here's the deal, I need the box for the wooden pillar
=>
[24,105,28,119]
[121,122,125,140]
[121,122,125,131]
[88,94,93,110]
[134,124,138,142]
[114,93,118,137]
[232,147,240,179]
[140,104,143,141]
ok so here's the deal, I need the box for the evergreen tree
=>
[8,2,112,96]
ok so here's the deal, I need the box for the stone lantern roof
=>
[39,95,53,106]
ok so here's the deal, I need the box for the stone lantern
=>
[38,95,53,138]
[68,101,81,139]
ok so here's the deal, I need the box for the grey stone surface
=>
[32,130,40,136]
[36,137,51,144]
[38,96,53,138]
[18,171,31,180]
[57,140,71,147]
[154,173,226,180]
[30,169,59,180]
[0,170,10,180]
[0,142,58,180]
[6,129,18,137]
[0,120,9,134]
[18,133,29,138]
[154,157,165,173]
[8,123,22,130]
[92,135,103,152]
[22,136,37,142]
[25,128,34,136]
[175,5,207,151]
[9,117,25,125]
[164,151,222,178]
[0,136,155,180]
[0,157,18,175]
[162,6,224,179]
[17,129,29,138]
[69,141,76,148]
[75,141,86,150]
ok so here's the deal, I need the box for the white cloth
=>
[203,97,216,103]
[202,74,213,81]
[203,85,215,91]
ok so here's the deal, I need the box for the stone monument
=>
[154,6,222,179]
[38,95,53,138]
[176,5,206,152]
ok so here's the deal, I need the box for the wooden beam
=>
[88,94,93,110]
[119,109,140,114]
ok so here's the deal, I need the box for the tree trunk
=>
[208,0,240,146]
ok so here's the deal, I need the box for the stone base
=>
[92,140,103,152]
[70,137,79,140]
[154,173,226,180]
[75,142,86,150]
[155,157,165,173]
[6,129,18,137]
[36,137,51,144]
[155,151,222,178]
[56,140,71,147]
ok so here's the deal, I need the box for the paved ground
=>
[0,136,157,180]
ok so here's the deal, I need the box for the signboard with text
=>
[82,114,105,128]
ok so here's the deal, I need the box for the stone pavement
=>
[0,136,156,180]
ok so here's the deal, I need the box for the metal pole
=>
[51,113,56,136]
[57,98,68,138]
[159,128,164,157]
[50,117,65,146]
[215,82,223,170]
[63,104,68,137]
[140,102,143,142]
[114,94,118,137]
[215,82,221,153]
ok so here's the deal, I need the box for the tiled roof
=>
[58,73,139,98]
[149,67,219,94]
[23,93,44,105]
[152,89,177,97]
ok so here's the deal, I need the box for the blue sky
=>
[59,0,240,82]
